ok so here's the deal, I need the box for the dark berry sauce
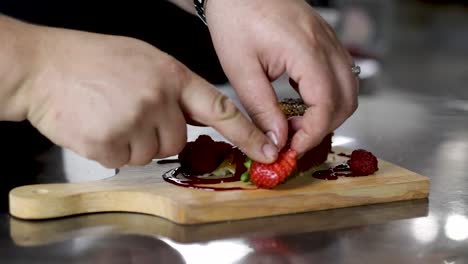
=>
[160,136,253,191]
[162,167,251,191]
[312,163,367,180]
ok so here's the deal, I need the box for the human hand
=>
[206,0,359,154]
[21,26,277,168]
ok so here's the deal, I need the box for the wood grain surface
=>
[9,147,430,224]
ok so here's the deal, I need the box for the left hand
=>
[206,0,359,155]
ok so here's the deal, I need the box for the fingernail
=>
[263,143,278,162]
[266,131,279,146]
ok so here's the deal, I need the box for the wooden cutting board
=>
[9,146,430,225]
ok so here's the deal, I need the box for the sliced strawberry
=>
[249,148,298,189]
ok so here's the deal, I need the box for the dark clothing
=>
[0,1,227,84]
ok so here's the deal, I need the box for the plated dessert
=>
[161,99,378,190]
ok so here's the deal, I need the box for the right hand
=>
[206,0,358,155]
[20,26,277,168]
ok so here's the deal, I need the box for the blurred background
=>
[0,0,467,210]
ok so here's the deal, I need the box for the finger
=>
[154,107,187,158]
[289,55,337,154]
[224,58,288,149]
[289,78,299,93]
[291,103,334,154]
[183,112,207,127]
[288,116,303,135]
[326,53,359,131]
[181,76,278,163]
[128,127,159,166]
[79,140,131,169]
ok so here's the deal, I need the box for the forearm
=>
[0,15,38,121]
[166,0,197,15]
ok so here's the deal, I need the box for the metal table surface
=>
[2,1,468,263]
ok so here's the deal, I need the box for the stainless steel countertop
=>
[2,2,468,263]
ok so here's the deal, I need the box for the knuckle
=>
[144,88,166,109]
[162,55,190,87]
[90,128,119,146]
[80,129,131,168]
[211,94,241,122]
[305,33,321,50]
[156,138,186,158]
[123,103,151,130]
[303,27,325,50]
[303,21,339,52]
[80,145,121,168]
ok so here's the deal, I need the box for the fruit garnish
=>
[248,148,298,189]
[241,159,252,182]
[178,135,232,175]
[347,149,379,175]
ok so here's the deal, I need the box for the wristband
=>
[194,0,209,25]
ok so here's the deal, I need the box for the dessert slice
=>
[175,98,332,189]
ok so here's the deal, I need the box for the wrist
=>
[0,16,41,121]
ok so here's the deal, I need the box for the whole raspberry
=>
[347,149,378,176]
[178,135,232,175]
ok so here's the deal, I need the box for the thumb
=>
[180,74,278,163]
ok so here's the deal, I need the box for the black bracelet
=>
[194,0,208,25]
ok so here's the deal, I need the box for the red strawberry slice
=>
[249,148,298,189]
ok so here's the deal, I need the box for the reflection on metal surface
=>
[445,215,468,241]
[69,227,120,254]
[161,238,252,264]
[437,137,468,164]
[9,199,428,246]
[447,99,468,112]
[411,215,439,243]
